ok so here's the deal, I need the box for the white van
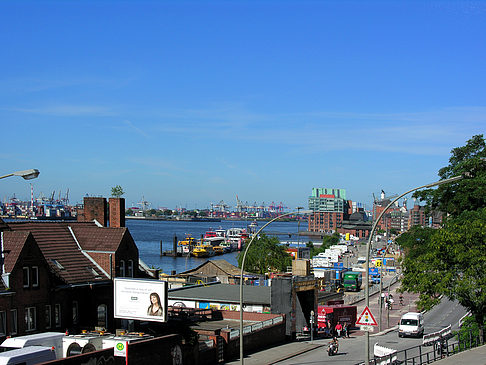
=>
[0,346,56,365]
[1,332,65,359]
[398,312,424,338]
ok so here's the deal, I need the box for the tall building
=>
[308,188,348,233]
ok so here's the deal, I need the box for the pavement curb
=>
[371,325,398,337]
[268,343,326,364]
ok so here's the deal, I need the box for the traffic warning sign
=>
[356,306,378,326]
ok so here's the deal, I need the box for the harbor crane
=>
[137,196,150,211]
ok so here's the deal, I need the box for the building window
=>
[0,311,6,335]
[45,305,51,329]
[55,304,61,328]
[72,301,79,325]
[97,304,107,329]
[119,260,125,277]
[10,309,17,335]
[25,307,36,331]
[23,267,30,287]
[127,260,134,278]
[31,266,39,287]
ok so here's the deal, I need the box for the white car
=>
[398,312,424,338]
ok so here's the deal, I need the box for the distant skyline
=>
[1,1,485,211]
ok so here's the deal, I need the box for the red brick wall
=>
[109,198,125,228]
[82,197,107,227]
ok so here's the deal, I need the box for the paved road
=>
[274,297,467,365]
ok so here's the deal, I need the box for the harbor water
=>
[126,219,304,274]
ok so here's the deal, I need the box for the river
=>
[126,219,307,274]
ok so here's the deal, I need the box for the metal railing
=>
[355,328,483,365]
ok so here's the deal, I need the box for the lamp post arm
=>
[239,210,305,364]
[364,174,463,365]
[0,173,14,180]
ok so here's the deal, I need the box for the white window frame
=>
[0,311,6,336]
[97,304,107,329]
[120,260,125,277]
[25,307,36,331]
[55,304,61,328]
[31,266,39,287]
[23,267,30,287]
[10,309,17,335]
[127,260,134,278]
[72,301,79,325]
[45,305,51,329]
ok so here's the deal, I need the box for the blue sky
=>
[1,1,485,211]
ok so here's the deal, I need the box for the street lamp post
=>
[239,208,311,364]
[364,174,465,365]
[0,169,40,180]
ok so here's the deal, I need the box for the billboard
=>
[114,278,168,322]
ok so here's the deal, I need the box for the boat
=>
[191,244,215,258]
[177,234,198,255]
[212,246,224,255]
[226,227,249,251]
[249,221,258,234]
[203,228,226,246]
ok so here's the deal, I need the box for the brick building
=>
[0,197,153,341]
[307,187,371,238]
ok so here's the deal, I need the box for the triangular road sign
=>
[356,306,378,326]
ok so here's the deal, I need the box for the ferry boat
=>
[225,227,249,251]
[191,244,215,258]
[212,245,224,255]
[177,234,198,255]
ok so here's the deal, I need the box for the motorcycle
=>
[328,342,338,356]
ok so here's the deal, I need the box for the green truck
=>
[343,271,362,292]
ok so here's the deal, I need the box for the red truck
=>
[317,304,357,337]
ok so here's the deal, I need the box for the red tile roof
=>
[70,226,127,252]
[6,222,109,284]
[2,231,31,273]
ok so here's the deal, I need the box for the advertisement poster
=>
[114,278,168,322]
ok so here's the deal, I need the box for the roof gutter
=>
[52,280,112,291]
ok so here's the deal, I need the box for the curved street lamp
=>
[363,174,465,365]
[0,169,40,180]
[239,208,311,364]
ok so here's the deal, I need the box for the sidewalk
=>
[224,341,325,365]
[224,280,419,364]
[353,278,420,336]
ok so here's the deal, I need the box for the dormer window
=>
[87,267,100,277]
[51,259,64,270]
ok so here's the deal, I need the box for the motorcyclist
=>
[328,336,339,355]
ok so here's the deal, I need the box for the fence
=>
[355,328,483,365]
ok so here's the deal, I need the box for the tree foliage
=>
[306,232,340,257]
[237,234,292,274]
[414,134,486,216]
[399,135,486,342]
[111,185,125,198]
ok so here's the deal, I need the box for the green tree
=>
[414,134,486,217]
[399,135,486,343]
[237,234,292,274]
[111,185,125,198]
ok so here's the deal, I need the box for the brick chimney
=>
[80,197,107,226]
[109,198,125,228]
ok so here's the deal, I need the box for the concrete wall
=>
[270,277,293,336]
[43,334,197,365]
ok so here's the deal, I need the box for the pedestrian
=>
[335,322,343,337]
[343,322,349,338]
